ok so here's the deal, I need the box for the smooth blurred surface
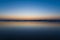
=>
[0,22,60,40]
[0,22,60,27]
[0,0,60,40]
[0,0,60,20]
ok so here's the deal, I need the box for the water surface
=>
[0,22,60,40]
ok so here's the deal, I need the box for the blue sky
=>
[0,0,60,18]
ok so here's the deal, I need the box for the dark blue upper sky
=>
[0,0,60,17]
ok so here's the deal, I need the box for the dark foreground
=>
[0,26,60,40]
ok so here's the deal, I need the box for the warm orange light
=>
[0,15,60,20]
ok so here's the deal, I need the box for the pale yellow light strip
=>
[0,15,60,20]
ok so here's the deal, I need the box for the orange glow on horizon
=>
[0,15,60,20]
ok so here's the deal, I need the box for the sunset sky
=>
[0,0,60,20]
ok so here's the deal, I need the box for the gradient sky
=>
[0,0,60,19]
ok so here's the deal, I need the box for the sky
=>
[0,0,60,20]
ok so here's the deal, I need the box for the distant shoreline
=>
[0,20,60,22]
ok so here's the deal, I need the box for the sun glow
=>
[0,15,60,20]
